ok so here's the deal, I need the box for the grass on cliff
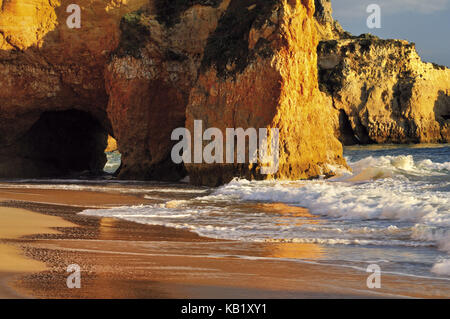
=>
[114,1,223,59]
[201,0,279,80]
[155,0,223,27]
[115,9,152,59]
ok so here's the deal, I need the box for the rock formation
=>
[315,1,450,144]
[185,0,346,185]
[313,0,347,40]
[105,1,229,181]
[1,0,447,183]
[0,0,347,183]
[0,0,148,177]
[105,135,118,153]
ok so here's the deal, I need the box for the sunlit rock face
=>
[318,36,450,145]
[105,1,230,181]
[0,0,350,183]
[0,0,147,177]
[3,0,447,184]
[313,0,347,40]
[315,1,450,145]
[184,0,347,186]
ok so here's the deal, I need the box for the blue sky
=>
[331,0,450,66]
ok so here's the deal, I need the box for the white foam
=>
[78,153,449,278]
[211,177,449,225]
[0,182,209,195]
[80,155,450,244]
[331,155,450,181]
[431,259,450,276]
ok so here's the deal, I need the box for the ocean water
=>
[75,145,450,279]
[104,151,122,174]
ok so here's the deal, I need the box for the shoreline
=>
[0,186,449,298]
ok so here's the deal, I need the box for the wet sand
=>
[0,206,76,298]
[0,186,449,299]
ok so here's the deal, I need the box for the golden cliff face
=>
[0,0,148,176]
[315,0,449,145]
[4,0,447,184]
[0,0,57,50]
[105,1,230,180]
[313,0,346,41]
[318,37,450,144]
[185,0,347,186]
[0,0,348,183]
[0,0,148,138]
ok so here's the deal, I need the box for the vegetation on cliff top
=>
[114,9,152,59]
[201,0,279,80]
[115,1,224,58]
[155,0,223,27]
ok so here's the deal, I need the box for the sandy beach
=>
[0,206,75,298]
[0,186,448,299]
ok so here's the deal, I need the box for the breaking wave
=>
[80,146,450,278]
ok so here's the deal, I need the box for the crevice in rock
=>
[200,0,279,79]
[0,30,21,51]
[353,116,375,145]
[338,109,359,145]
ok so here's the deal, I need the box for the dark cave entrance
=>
[4,109,110,178]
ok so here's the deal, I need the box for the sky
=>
[330,0,450,67]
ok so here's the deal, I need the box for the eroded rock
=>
[185,0,347,186]
[314,0,348,40]
[318,36,450,144]
[105,1,230,181]
[0,0,147,177]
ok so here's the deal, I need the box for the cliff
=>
[315,1,450,144]
[318,36,450,144]
[313,0,348,40]
[185,0,346,185]
[0,0,347,183]
[105,1,229,181]
[0,0,147,176]
[2,0,447,183]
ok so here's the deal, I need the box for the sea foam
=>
[79,152,450,278]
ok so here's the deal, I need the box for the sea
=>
[5,144,450,280]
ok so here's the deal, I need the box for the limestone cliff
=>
[0,0,148,176]
[185,0,347,186]
[313,0,347,40]
[1,0,448,183]
[318,35,450,145]
[315,1,450,145]
[0,0,347,182]
[105,1,229,181]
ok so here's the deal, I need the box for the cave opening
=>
[103,135,122,175]
[0,109,112,178]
